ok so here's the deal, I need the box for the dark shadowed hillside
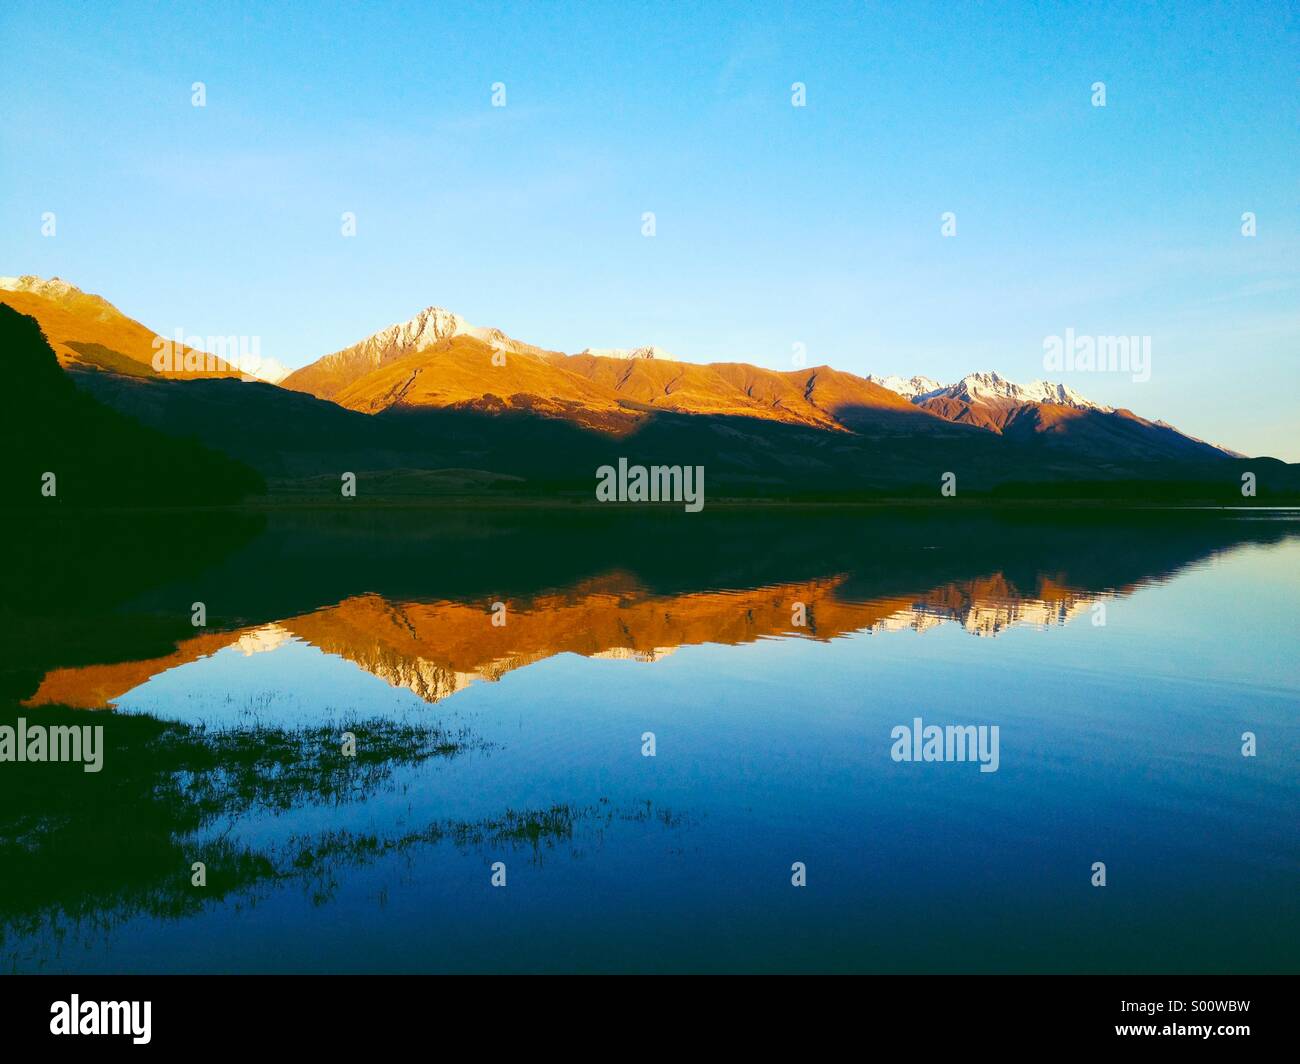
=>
[0,305,264,506]
[68,360,1300,503]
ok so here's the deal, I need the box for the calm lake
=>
[3,506,1297,972]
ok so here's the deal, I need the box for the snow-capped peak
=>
[371,306,477,352]
[325,305,529,365]
[945,370,1021,402]
[576,345,676,361]
[870,370,1110,411]
[941,371,1108,411]
[0,274,100,304]
[866,374,943,400]
[2,274,66,294]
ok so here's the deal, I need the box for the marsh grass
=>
[0,703,688,966]
[0,704,476,942]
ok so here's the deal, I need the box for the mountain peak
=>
[866,374,943,400]
[946,371,1108,411]
[2,273,74,292]
[0,274,105,308]
[339,304,550,361]
[1,274,74,295]
[373,305,477,353]
[871,370,1109,412]
[576,345,676,361]
[280,302,555,400]
[949,371,1021,401]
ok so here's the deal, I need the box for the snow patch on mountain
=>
[577,345,676,361]
[230,352,292,384]
[866,374,943,400]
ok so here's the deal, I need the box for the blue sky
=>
[2,0,1296,458]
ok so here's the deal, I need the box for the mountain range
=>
[276,296,1239,460]
[1,275,1292,504]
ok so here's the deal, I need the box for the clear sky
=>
[2,0,1296,458]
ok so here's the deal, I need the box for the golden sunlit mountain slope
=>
[547,354,974,435]
[282,302,958,435]
[280,304,559,401]
[555,352,838,427]
[552,353,952,432]
[0,276,245,380]
[781,365,962,434]
[331,335,637,431]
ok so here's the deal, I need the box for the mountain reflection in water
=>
[30,574,1113,710]
[15,506,1292,711]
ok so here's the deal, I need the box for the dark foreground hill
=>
[0,305,264,506]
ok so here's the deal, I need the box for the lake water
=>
[3,507,1297,972]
